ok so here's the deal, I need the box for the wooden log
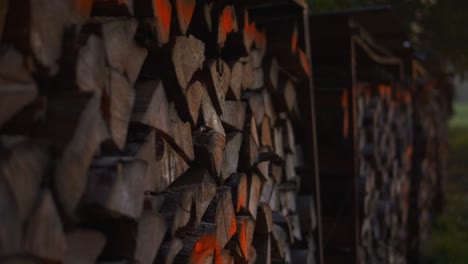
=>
[168,106,194,162]
[285,153,296,181]
[153,136,189,193]
[220,132,243,181]
[260,116,273,150]
[64,229,107,264]
[155,238,184,264]
[217,5,238,45]
[256,204,273,235]
[242,10,254,52]
[92,0,134,16]
[131,80,170,135]
[24,190,67,262]
[84,158,147,219]
[0,46,37,128]
[74,35,108,94]
[238,134,259,171]
[250,116,260,148]
[283,119,295,154]
[255,160,270,181]
[286,214,302,241]
[202,186,236,249]
[3,0,71,74]
[193,129,226,177]
[173,0,196,35]
[268,185,280,212]
[277,79,297,114]
[250,68,264,91]
[248,173,262,219]
[102,70,134,150]
[201,90,225,135]
[134,0,172,46]
[224,173,248,214]
[273,126,284,159]
[227,61,243,101]
[271,162,283,183]
[248,93,265,127]
[186,81,204,126]
[229,216,256,262]
[206,59,231,114]
[0,141,48,222]
[279,190,297,215]
[99,18,147,84]
[172,35,205,90]
[241,61,255,90]
[271,224,289,261]
[169,168,217,227]
[263,89,276,121]
[157,190,194,234]
[135,211,167,264]
[259,177,274,205]
[221,101,247,131]
[0,175,21,257]
[265,57,280,91]
[52,95,109,215]
[173,223,219,264]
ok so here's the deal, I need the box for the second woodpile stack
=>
[0,0,315,263]
[356,84,413,264]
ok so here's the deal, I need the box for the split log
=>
[265,57,280,91]
[271,162,283,183]
[255,160,270,181]
[158,190,194,234]
[0,46,37,128]
[251,68,265,90]
[250,49,263,69]
[241,61,255,90]
[273,127,284,158]
[271,224,289,261]
[256,204,273,234]
[92,0,134,16]
[0,141,48,222]
[75,35,107,94]
[3,0,71,73]
[248,93,265,127]
[134,0,172,46]
[268,186,280,212]
[279,190,297,214]
[238,134,259,171]
[283,119,296,154]
[24,190,67,262]
[168,106,194,162]
[169,168,217,227]
[52,94,109,215]
[259,177,274,205]
[217,5,238,45]
[186,81,204,126]
[250,116,260,148]
[228,216,256,262]
[260,116,273,150]
[202,186,236,249]
[135,211,167,264]
[201,90,225,135]
[102,70,134,150]
[277,79,297,114]
[131,80,170,135]
[0,175,21,257]
[221,101,247,131]
[99,18,147,84]
[172,35,205,89]
[193,130,226,177]
[220,132,243,181]
[263,89,276,121]
[84,158,147,219]
[173,0,196,35]
[206,59,231,114]
[286,214,302,241]
[173,223,219,264]
[64,229,107,264]
[224,173,248,214]
[228,61,243,100]
[155,238,184,264]
[248,173,262,219]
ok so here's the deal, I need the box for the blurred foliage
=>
[421,103,468,263]
[309,0,468,76]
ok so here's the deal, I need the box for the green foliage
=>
[422,103,468,263]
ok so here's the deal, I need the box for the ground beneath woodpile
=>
[422,103,468,263]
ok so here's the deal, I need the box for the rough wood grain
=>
[248,93,265,127]
[238,134,259,171]
[186,81,204,126]
[172,35,205,89]
[225,173,248,214]
[193,130,226,177]
[248,173,262,219]
[206,59,231,114]
[228,61,243,100]
[220,132,243,181]
[76,35,107,94]
[221,101,247,131]
[201,84,225,135]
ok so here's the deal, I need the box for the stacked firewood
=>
[356,84,414,264]
[0,0,315,263]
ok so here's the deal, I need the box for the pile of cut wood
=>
[0,0,315,263]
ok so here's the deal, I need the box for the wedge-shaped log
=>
[74,35,108,94]
[224,173,248,214]
[220,132,243,181]
[173,223,219,264]
[260,117,273,151]
[228,61,243,100]
[238,134,259,171]
[193,130,226,177]
[172,35,205,89]
[84,158,147,219]
[206,59,231,114]
[248,93,265,127]
[173,0,196,35]
[201,87,225,135]
[221,101,247,132]
[186,81,204,126]
[227,216,255,262]
[248,173,262,219]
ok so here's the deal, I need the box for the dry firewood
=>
[221,101,247,131]
[64,229,107,264]
[270,162,282,183]
[250,49,263,69]
[251,68,264,90]
[169,168,217,227]
[271,224,288,260]
[259,177,274,205]
[256,204,273,234]
[186,81,204,126]
[84,158,147,219]
[201,82,225,135]
[0,46,37,128]
[260,117,273,150]
[297,196,317,234]
[241,61,255,90]
[134,0,172,46]
[227,61,243,100]
[155,238,184,264]
[173,0,196,35]
[52,94,109,215]
[220,132,243,181]
[273,126,284,158]
[97,70,134,149]
[202,186,236,249]
[99,18,147,84]
[172,35,205,89]
[217,5,238,45]
[3,0,71,74]
[248,173,262,219]
[0,141,48,222]
[193,129,226,177]
[131,80,170,135]
[255,160,270,181]
[173,223,219,264]
[248,93,265,127]
[279,190,297,216]
[269,185,280,212]
[262,89,275,121]
[228,216,255,262]
[238,133,259,171]
[224,173,248,214]
[242,11,254,52]
[249,247,257,264]
[265,57,280,91]
[206,59,231,114]
[252,234,271,264]
[0,175,21,257]
[92,0,134,16]
[153,136,189,193]
[75,35,108,94]
[221,249,234,264]
[134,211,167,264]
[286,214,302,241]
[168,106,194,162]
[157,190,194,234]
[24,190,67,262]
[132,130,156,192]
[250,116,260,147]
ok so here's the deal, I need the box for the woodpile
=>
[355,84,414,264]
[0,0,316,263]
